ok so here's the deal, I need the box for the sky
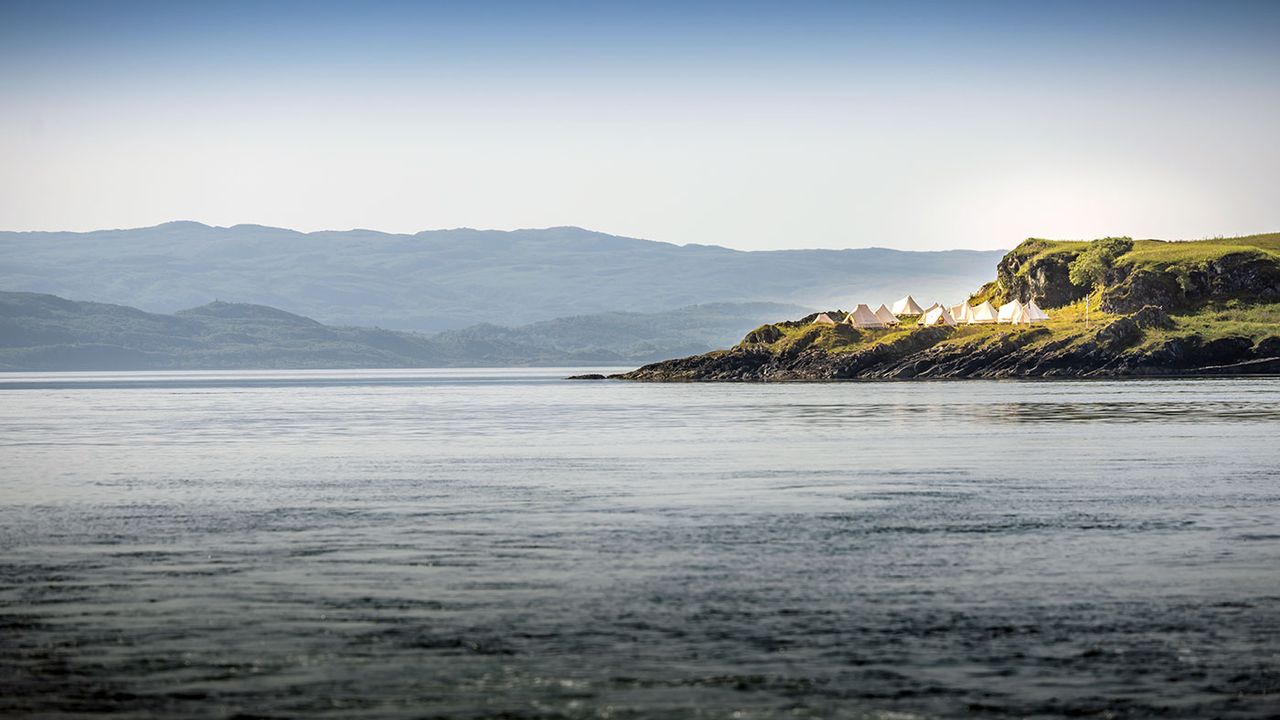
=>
[1,0,1278,251]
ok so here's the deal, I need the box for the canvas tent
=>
[968,300,998,324]
[918,305,957,326]
[873,304,900,325]
[951,302,973,323]
[844,304,885,328]
[812,312,838,325]
[921,302,941,314]
[1027,300,1050,322]
[891,295,925,315]
[997,300,1025,323]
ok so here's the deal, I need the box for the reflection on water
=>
[1,371,1278,718]
[985,399,1280,424]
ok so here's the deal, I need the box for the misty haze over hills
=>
[0,223,1004,332]
[0,291,808,370]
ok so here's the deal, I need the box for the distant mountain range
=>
[0,291,809,370]
[0,223,1004,332]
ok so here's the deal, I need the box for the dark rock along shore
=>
[611,239,1280,381]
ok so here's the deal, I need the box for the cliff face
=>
[1101,251,1280,313]
[993,241,1090,308]
[992,237,1280,314]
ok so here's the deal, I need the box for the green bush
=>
[1068,236,1134,289]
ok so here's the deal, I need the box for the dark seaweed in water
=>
[1,369,1278,718]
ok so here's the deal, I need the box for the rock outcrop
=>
[994,242,1090,308]
[1101,251,1280,313]
[1129,305,1175,330]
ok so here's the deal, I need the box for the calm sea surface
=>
[1,369,1278,719]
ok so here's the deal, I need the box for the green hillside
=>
[0,292,808,371]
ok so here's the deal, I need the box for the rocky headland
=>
[610,234,1280,381]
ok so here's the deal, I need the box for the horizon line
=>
[6,220,1273,254]
[0,219,1032,255]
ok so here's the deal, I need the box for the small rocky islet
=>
[604,233,1280,381]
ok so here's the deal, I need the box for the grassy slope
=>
[0,292,813,370]
[1000,232,1280,274]
[757,309,1108,358]
[740,233,1280,360]
[748,299,1275,363]
[1123,233,1280,269]
[1006,238,1086,270]
[1135,303,1280,352]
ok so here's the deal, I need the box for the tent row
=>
[815,295,1049,329]
[918,299,1049,327]
[813,303,901,328]
[980,299,1049,324]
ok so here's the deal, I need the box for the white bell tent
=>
[997,300,1025,323]
[969,300,999,324]
[844,304,886,328]
[873,304,900,325]
[891,295,925,315]
[917,306,957,326]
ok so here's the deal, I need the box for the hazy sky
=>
[2,0,1278,251]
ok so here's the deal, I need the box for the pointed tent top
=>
[918,305,957,326]
[844,303,885,328]
[921,302,941,314]
[812,312,838,325]
[951,303,973,322]
[969,300,999,324]
[873,304,900,325]
[891,295,925,315]
[997,300,1026,323]
[1027,300,1050,322]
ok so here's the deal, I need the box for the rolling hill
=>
[0,291,807,370]
[0,223,1004,332]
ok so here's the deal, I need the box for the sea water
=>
[1,369,1278,718]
